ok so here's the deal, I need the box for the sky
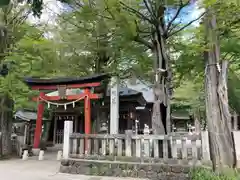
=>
[28,0,67,25]
[165,2,204,26]
[28,0,204,102]
[29,0,204,26]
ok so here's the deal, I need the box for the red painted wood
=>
[33,92,45,148]
[67,94,99,100]
[31,82,101,90]
[84,88,91,134]
[32,93,100,101]
[84,88,91,152]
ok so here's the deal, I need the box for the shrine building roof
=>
[14,109,48,122]
[23,73,109,86]
[46,87,142,98]
[106,87,142,97]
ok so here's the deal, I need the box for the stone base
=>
[32,148,40,156]
[60,159,192,180]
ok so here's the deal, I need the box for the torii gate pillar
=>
[33,92,45,148]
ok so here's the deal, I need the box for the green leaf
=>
[0,0,10,6]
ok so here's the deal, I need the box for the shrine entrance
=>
[23,74,109,149]
[49,112,85,145]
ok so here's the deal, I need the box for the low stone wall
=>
[60,157,202,180]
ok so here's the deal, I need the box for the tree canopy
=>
[0,0,238,115]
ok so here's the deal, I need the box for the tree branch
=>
[168,12,205,37]
[168,23,180,35]
[133,20,153,49]
[120,1,153,24]
[143,0,156,19]
[67,2,114,21]
[165,0,190,34]
[134,20,152,34]
[104,0,115,20]
[133,35,153,50]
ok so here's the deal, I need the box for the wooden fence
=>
[55,130,64,144]
[68,133,202,160]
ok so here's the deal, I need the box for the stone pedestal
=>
[38,150,44,160]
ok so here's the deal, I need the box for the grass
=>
[190,168,240,180]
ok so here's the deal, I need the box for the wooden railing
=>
[69,133,202,160]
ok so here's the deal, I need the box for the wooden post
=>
[125,130,132,156]
[74,115,77,133]
[84,88,91,135]
[24,124,27,145]
[143,125,150,157]
[117,139,123,156]
[201,131,211,161]
[33,92,44,149]
[84,88,91,153]
[136,138,141,157]
[127,108,132,130]
[171,139,177,159]
[53,116,57,145]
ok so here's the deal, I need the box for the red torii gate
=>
[23,74,108,149]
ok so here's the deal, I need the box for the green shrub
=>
[191,168,240,180]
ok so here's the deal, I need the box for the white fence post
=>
[233,131,240,168]
[201,131,211,161]
[63,121,73,159]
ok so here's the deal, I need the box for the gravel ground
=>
[0,156,148,180]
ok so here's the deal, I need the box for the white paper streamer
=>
[38,95,87,109]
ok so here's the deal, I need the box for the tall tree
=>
[204,3,236,170]
[173,0,240,170]
[0,2,29,157]
[0,1,59,156]
[103,0,204,134]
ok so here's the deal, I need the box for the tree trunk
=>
[151,22,172,134]
[0,94,13,157]
[151,37,166,134]
[205,8,235,171]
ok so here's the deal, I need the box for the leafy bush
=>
[191,168,240,180]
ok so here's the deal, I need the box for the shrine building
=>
[23,74,150,149]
